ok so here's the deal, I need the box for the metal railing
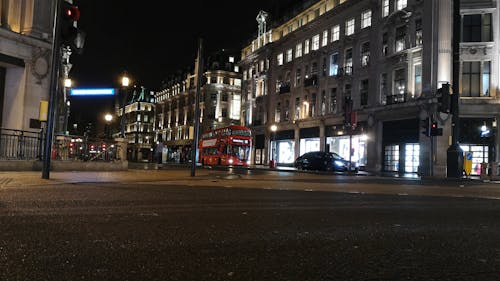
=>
[0,128,43,160]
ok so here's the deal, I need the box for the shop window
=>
[404,144,420,173]
[384,144,400,172]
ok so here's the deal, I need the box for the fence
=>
[0,128,43,160]
[0,128,118,162]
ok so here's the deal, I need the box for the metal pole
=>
[191,38,203,177]
[42,0,62,179]
[446,0,464,178]
[120,87,126,138]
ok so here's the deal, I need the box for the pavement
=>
[0,163,499,200]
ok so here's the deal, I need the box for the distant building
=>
[239,0,499,176]
[0,1,54,131]
[116,85,155,162]
[154,49,242,163]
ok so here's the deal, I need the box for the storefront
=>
[254,134,265,165]
[459,118,496,176]
[325,123,368,169]
[299,127,320,156]
[273,130,295,164]
[382,119,420,174]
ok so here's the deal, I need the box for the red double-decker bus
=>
[199,125,252,166]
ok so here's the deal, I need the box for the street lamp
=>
[270,124,278,168]
[120,73,130,138]
[63,78,72,135]
[104,113,113,139]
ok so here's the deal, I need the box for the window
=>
[361,42,370,67]
[321,91,326,115]
[344,84,352,99]
[361,10,371,29]
[382,32,388,55]
[396,0,407,10]
[395,26,406,52]
[295,97,301,120]
[296,43,303,58]
[312,34,320,50]
[345,18,355,36]
[380,73,388,103]
[461,61,490,97]
[415,19,423,46]
[304,39,310,54]
[463,14,492,42]
[360,79,369,106]
[329,53,339,76]
[277,53,284,65]
[322,30,328,47]
[286,49,293,62]
[284,100,290,121]
[382,0,390,17]
[344,48,353,75]
[322,57,327,77]
[414,64,422,97]
[330,88,337,113]
[394,69,406,100]
[295,68,302,86]
[310,93,316,117]
[311,62,318,76]
[331,25,340,42]
[297,18,303,28]
[275,102,281,123]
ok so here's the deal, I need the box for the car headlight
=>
[228,159,233,164]
[334,160,345,167]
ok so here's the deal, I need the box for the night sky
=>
[68,0,303,129]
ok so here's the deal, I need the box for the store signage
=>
[70,88,115,96]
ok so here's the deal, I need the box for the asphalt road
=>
[1,180,499,281]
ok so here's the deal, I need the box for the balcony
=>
[279,83,291,94]
[304,75,318,87]
[386,93,407,105]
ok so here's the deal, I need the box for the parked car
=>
[294,151,359,173]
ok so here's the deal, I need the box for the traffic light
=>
[437,83,451,113]
[421,118,430,137]
[343,96,353,126]
[60,1,85,54]
[430,120,443,136]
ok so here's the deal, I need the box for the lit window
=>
[296,43,303,58]
[286,49,293,62]
[312,34,320,50]
[229,56,234,63]
[304,39,310,54]
[329,53,339,76]
[322,30,328,47]
[345,18,355,36]
[361,10,371,28]
[277,53,284,65]
[331,25,340,42]
[395,26,406,52]
[396,0,407,10]
[382,0,389,17]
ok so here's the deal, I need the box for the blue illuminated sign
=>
[70,88,115,96]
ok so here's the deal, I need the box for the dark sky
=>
[67,0,303,131]
[70,0,303,90]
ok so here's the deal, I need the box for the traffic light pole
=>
[191,38,203,177]
[42,0,63,179]
[446,0,463,178]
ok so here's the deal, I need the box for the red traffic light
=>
[431,122,438,129]
[64,5,80,21]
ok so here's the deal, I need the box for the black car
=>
[294,151,359,172]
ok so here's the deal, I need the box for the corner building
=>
[239,0,499,176]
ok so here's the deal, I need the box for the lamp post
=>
[63,78,72,135]
[270,124,277,168]
[104,113,113,139]
[120,74,130,138]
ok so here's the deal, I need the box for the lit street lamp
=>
[270,124,278,168]
[120,74,130,138]
[105,113,113,139]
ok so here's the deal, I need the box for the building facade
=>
[116,85,155,162]
[0,0,54,131]
[239,0,499,176]
[154,50,242,163]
